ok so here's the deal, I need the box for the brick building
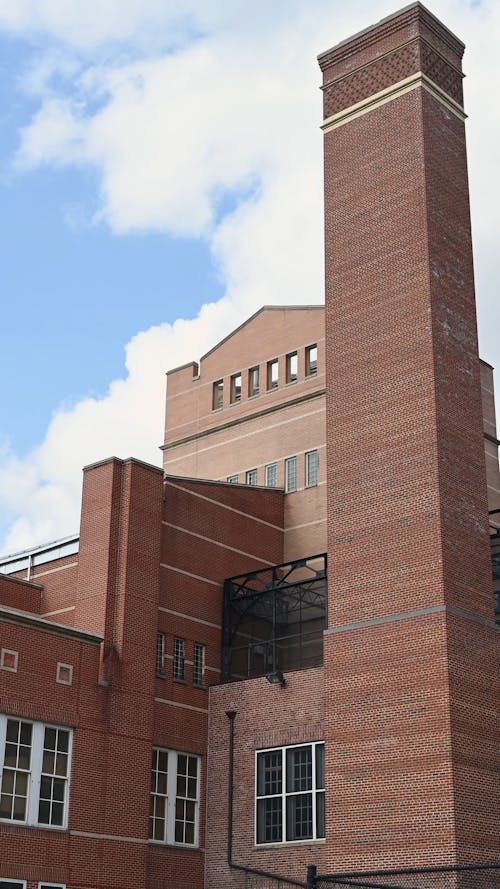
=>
[0,5,499,889]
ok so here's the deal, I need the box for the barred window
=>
[173,638,185,681]
[193,644,205,687]
[0,716,71,830]
[305,450,318,487]
[150,748,199,847]
[285,456,297,493]
[256,742,325,844]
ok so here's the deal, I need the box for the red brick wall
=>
[205,668,325,888]
[320,3,498,870]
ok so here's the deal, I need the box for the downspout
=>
[225,710,307,889]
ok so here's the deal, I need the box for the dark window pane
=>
[316,744,325,790]
[18,745,31,771]
[53,778,65,802]
[38,799,51,823]
[188,757,197,777]
[6,720,19,742]
[316,792,325,838]
[51,801,64,826]
[55,752,68,776]
[12,796,26,819]
[175,820,183,843]
[57,730,69,753]
[4,744,17,768]
[286,792,313,841]
[286,746,312,793]
[257,797,282,844]
[1,770,14,794]
[44,727,57,750]
[39,776,52,800]
[42,751,55,774]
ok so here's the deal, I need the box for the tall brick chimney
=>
[319,3,499,869]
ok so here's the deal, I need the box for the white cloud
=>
[0,0,499,553]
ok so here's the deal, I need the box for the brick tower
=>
[319,3,499,870]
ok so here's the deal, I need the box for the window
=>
[230,373,242,404]
[265,463,277,488]
[256,742,325,845]
[267,359,279,391]
[227,474,239,484]
[193,643,205,687]
[286,352,298,384]
[285,457,297,493]
[156,632,165,676]
[39,884,66,888]
[305,344,318,377]
[173,638,185,681]
[305,450,318,487]
[150,748,200,847]
[246,469,258,486]
[212,379,223,410]
[0,882,26,888]
[0,716,71,829]
[248,366,260,397]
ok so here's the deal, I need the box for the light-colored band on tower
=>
[321,71,466,132]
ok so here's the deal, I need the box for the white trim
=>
[159,564,222,588]
[0,649,18,673]
[32,562,78,579]
[164,403,325,467]
[150,748,200,847]
[56,663,73,686]
[70,829,147,844]
[158,605,221,630]
[41,606,75,618]
[321,71,466,133]
[38,884,66,888]
[154,697,209,714]
[164,480,283,531]
[0,716,72,831]
[161,523,272,565]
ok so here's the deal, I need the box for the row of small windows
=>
[0,882,65,888]
[213,344,318,410]
[156,634,205,687]
[227,450,319,492]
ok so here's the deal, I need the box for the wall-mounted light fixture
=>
[265,669,286,687]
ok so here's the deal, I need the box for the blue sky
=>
[0,0,499,554]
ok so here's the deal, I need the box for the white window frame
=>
[0,881,26,888]
[193,643,205,687]
[265,463,278,488]
[255,741,325,846]
[38,884,66,888]
[246,469,258,486]
[150,748,200,847]
[285,456,297,493]
[227,474,239,484]
[0,715,72,831]
[305,450,318,488]
[156,632,166,677]
[230,372,242,404]
[173,638,185,681]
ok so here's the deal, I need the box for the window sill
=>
[0,819,68,833]
[173,678,187,685]
[254,838,325,849]
[148,839,201,851]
